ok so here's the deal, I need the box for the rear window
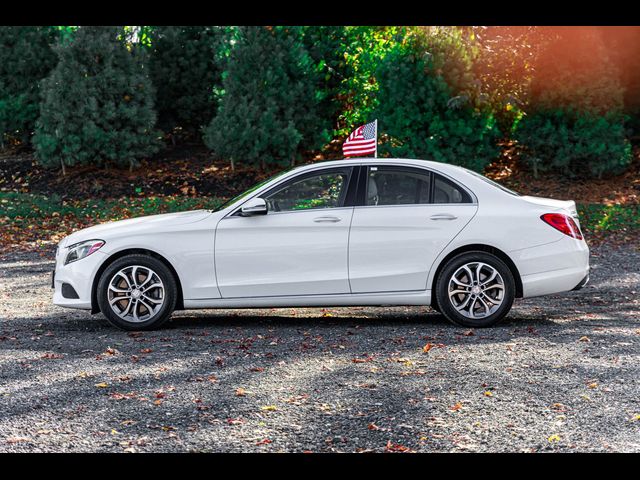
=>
[433,173,473,204]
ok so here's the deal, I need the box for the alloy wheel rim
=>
[107,265,165,322]
[448,262,505,319]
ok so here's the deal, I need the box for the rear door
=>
[348,164,478,293]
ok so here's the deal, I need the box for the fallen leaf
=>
[235,387,247,397]
[260,405,278,411]
[352,356,373,363]
[548,434,561,443]
[95,382,109,388]
[6,437,31,444]
[385,440,413,453]
[422,343,433,353]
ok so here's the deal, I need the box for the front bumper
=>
[52,246,107,310]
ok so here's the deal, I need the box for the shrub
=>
[145,26,232,138]
[373,32,500,172]
[0,26,59,146]
[515,27,632,178]
[203,26,328,169]
[515,110,631,178]
[33,26,161,172]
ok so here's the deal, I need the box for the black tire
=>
[430,296,441,313]
[435,251,515,328]
[97,254,177,331]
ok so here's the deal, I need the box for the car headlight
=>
[65,239,105,265]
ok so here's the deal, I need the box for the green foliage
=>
[33,26,161,171]
[514,110,631,178]
[337,26,405,134]
[515,28,631,178]
[300,26,350,134]
[471,26,542,135]
[373,33,500,172]
[0,26,59,146]
[0,191,223,221]
[577,203,640,233]
[203,26,328,169]
[145,26,233,135]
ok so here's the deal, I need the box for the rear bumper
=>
[511,236,590,298]
[571,273,590,291]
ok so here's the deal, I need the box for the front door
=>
[215,167,355,298]
[348,165,478,293]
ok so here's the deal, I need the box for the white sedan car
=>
[53,158,589,330]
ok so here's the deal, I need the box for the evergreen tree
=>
[374,33,499,172]
[300,26,350,134]
[203,26,328,170]
[33,26,161,172]
[0,26,59,147]
[146,26,232,139]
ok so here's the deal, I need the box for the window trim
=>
[357,164,477,207]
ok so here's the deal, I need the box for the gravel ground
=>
[0,243,639,452]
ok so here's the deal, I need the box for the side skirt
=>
[183,290,431,309]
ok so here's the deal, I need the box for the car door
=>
[215,166,356,298]
[348,164,478,293]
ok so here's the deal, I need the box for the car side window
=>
[264,169,351,212]
[366,167,431,206]
[433,173,472,204]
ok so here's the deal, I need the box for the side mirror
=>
[240,197,268,216]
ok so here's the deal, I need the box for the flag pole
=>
[374,119,378,158]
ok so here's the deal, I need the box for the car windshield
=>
[463,168,521,196]
[212,168,294,212]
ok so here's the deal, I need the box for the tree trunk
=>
[230,159,235,171]
[60,158,66,177]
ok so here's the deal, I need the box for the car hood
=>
[61,210,213,247]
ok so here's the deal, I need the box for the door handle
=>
[430,213,458,221]
[314,216,342,223]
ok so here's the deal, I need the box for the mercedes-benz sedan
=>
[53,158,589,330]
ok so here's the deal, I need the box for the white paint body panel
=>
[215,207,353,297]
[349,204,477,293]
[52,158,589,314]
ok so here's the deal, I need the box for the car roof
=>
[290,158,466,176]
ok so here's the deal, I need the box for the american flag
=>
[343,120,377,158]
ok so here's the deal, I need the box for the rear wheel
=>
[97,254,177,331]
[435,251,515,328]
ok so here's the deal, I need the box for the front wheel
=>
[97,254,177,331]
[435,251,515,328]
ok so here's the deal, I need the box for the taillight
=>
[541,213,583,240]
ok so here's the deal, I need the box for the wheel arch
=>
[90,248,185,314]
[430,244,523,301]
